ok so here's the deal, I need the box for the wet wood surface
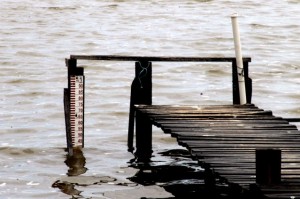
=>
[135,104,300,198]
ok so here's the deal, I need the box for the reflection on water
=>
[65,148,87,176]
[52,148,137,198]
[128,149,211,198]
[52,148,87,198]
[52,180,82,197]
[128,149,264,199]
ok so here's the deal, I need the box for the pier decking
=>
[134,104,300,198]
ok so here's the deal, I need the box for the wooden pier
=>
[134,104,300,198]
[64,55,300,198]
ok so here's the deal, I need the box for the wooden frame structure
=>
[63,55,300,197]
[64,55,252,152]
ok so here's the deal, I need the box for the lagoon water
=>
[1,0,300,198]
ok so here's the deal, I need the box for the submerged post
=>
[231,14,247,105]
[128,61,152,160]
[64,58,85,153]
[256,149,281,185]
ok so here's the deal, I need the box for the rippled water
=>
[1,0,300,198]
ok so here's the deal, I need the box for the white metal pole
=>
[231,13,247,105]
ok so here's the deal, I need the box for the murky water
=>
[1,0,300,198]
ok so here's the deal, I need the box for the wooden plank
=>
[159,119,291,125]
[139,108,271,115]
[183,141,300,147]
[154,119,289,124]
[165,127,297,134]
[70,55,252,62]
[168,129,299,136]
[139,107,262,113]
[135,104,257,109]
[177,135,300,141]
[191,148,300,153]
[148,114,276,120]
[154,117,284,123]
[159,123,295,129]
[168,129,297,135]
[171,131,300,139]
[136,106,259,112]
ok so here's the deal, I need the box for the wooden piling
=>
[135,110,153,161]
[232,60,240,105]
[64,88,72,153]
[243,60,252,104]
[128,61,152,155]
[256,149,281,185]
[232,60,252,104]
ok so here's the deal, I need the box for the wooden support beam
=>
[128,61,152,160]
[244,61,252,104]
[256,149,281,185]
[284,118,300,123]
[232,60,252,104]
[64,88,72,154]
[70,55,251,62]
[135,110,153,161]
[232,60,240,105]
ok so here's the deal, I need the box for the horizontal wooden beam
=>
[284,118,300,123]
[70,55,251,62]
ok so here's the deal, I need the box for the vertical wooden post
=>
[232,60,240,105]
[232,60,252,104]
[256,149,281,185]
[243,61,252,104]
[65,58,85,152]
[135,110,153,161]
[128,61,152,160]
[64,88,72,151]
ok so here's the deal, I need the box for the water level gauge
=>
[70,75,84,147]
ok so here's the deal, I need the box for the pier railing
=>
[64,55,252,152]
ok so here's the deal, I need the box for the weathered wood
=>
[232,60,240,104]
[284,118,300,122]
[232,60,252,104]
[64,88,72,153]
[256,149,281,185]
[244,61,252,104]
[133,104,300,197]
[70,55,251,62]
[181,142,300,148]
[135,110,152,161]
[153,119,289,124]
[171,129,299,135]
[134,105,277,120]
[129,61,153,159]
[135,104,258,111]
[159,122,295,129]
